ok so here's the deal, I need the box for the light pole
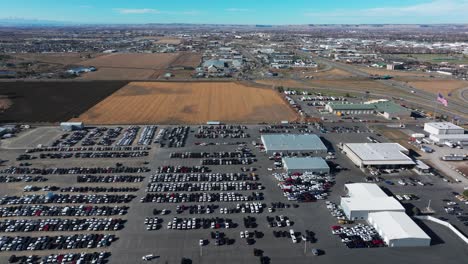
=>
[304,239,307,255]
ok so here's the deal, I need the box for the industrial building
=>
[282,157,330,174]
[341,183,405,220]
[60,122,84,131]
[341,183,431,247]
[424,122,464,135]
[261,134,327,154]
[368,211,431,247]
[429,133,468,145]
[342,143,415,169]
[325,100,411,120]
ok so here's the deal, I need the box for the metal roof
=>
[341,197,405,212]
[261,134,327,152]
[345,143,415,165]
[345,183,388,199]
[369,211,431,240]
[282,157,329,170]
[424,122,463,130]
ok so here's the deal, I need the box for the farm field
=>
[72,82,298,124]
[168,52,202,68]
[81,53,180,69]
[9,53,103,65]
[154,37,182,45]
[80,68,158,80]
[0,81,128,123]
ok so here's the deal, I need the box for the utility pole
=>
[304,239,307,255]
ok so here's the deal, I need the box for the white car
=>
[142,254,154,261]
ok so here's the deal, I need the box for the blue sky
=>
[1,0,467,24]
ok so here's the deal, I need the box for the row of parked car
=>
[146,182,263,192]
[331,224,385,248]
[0,175,47,183]
[141,192,264,203]
[266,215,294,228]
[167,217,235,230]
[170,151,255,159]
[8,252,110,264]
[195,125,249,139]
[0,205,128,218]
[156,166,210,174]
[77,175,145,183]
[138,126,157,146]
[201,158,256,165]
[156,126,189,148]
[0,234,116,252]
[26,146,150,153]
[0,218,125,233]
[116,126,140,146]
[273,172,334,202]
[35,151,149,159]
[149,173,256,183]
[219,202,265,214]
[174,204,217,215]
[0,194,136,205]
[60,186,140,193]
[0,166,150,175]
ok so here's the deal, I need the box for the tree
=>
[463,190,468,198]
[276,86,284,93]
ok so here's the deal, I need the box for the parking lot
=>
[1,123,468,263]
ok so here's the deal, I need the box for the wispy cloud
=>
[305,0,468,18]
[115,8,161,14]
[225,8,252,12]
[114,8,200,15]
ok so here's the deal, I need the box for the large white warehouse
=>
[341,183,405,220]
[343,143,415,169]
[368,211,431,247]
[424,122,464,135]
[340,183,431,247]
[261,134,327,154]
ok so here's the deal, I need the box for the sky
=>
[1,0,468,25]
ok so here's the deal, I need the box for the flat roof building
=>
[60,122,84,132]
[368,211,431,247]
[282,157,330,174]
[429,134,468,145]
[424,122,464,135]
[261,134,327,154]
[340,183,430,247]
[343,143,415,169]
[325,100,410,120]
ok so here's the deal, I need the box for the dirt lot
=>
[80,68,158,80]
[169,52,202,68]
[81,53,180,69]
[396,78,468,96]
[72,82,298,124]
[0,81,128,123]
[10,53,103,65]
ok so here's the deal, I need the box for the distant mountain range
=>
[0,18,75,26]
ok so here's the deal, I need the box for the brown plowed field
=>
[81,53,180,69]
[169,53,202,68]
[72,82,298,125]
[80,68,158,80]
[0,81,128,123]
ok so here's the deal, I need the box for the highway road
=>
[310,56,468,121]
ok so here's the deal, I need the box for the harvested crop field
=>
[169,53,202,68]
[72,82,298,125]
[11,53,103,65]
[81,53,180,69]
[0,81,128,123]
[155,38,182,45]
[80,68,158,80]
